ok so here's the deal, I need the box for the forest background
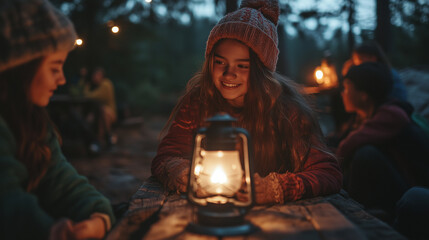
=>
[51,0,429,119]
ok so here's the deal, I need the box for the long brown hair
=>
[0,58,56,191]
[163,40,334,176]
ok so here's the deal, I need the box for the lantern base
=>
[196,204,246,226]
[186,205,258,236]
[186,221,258,236]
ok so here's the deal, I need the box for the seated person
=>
[336,62,429,222]
[84,67,117,146]
[343,41,407,102]
[329,41,409,148]
[0,0,114,239]
[151,0,342,205]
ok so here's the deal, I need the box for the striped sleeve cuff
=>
[277,172,306,201]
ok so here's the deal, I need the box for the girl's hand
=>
[49,218,74,240]
[71,215,106,240]
[253,172,284,205]
[165,158,190,193]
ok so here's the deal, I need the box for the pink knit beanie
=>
[205,0,280,72]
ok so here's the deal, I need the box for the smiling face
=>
[211,39,250,107]
[30,51,68,106]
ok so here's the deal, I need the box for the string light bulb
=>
[75,38,83,46]
[111,26,119,33]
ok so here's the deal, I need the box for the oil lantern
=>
[187,113,256,236]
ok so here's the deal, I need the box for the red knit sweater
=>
[152,97,342,201]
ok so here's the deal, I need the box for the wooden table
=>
[107,177,406,240]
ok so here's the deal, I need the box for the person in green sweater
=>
[0,0,115,239]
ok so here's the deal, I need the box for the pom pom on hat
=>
[206,0,280,71]
[0,0,77,72]
[240,0,280,25]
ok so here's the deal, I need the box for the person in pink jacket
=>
[151,0,342,205]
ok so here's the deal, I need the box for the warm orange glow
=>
[194,164,203,176]
[111,26,119,33]
[196,151,242,197]
[211,166,228,184]
[313,60,338,89]
[315,69,323,83]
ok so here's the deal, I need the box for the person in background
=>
[151,0,342,205]
[336,62,429,223]
[329,41,409,148]
[342,41,407,102]
[68,67,88,97]
[84,67,117,147]
[0,0,115,239]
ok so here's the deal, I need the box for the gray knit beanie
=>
[0,0,77,72]
[205,0,280,72]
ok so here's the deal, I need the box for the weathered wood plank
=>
[144,198,332,240]
[304,202,367,240]
[245,205,320,240]
[143,200,216,240]
[325,191,406,240]
[107,177,406,240]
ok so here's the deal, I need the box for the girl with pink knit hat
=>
[151,0,342,204]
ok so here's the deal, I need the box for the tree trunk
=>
[84,0,99,74]
[375,0,391,54]
[225,0,238,14]
[347,0,355,52]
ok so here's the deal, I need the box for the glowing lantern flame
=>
[194,150,242,197]
[211,166,227,184]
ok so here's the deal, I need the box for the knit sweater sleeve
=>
[0,117,55,239]
[277,148,343,201]
[0,117,114,239]
[35,130,115,224]
[151,98,199,187]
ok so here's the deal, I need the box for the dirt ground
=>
[67,115,168,205]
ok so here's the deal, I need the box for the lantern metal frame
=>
[186,113,257,236]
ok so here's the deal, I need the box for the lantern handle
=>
[206,112,237,125]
